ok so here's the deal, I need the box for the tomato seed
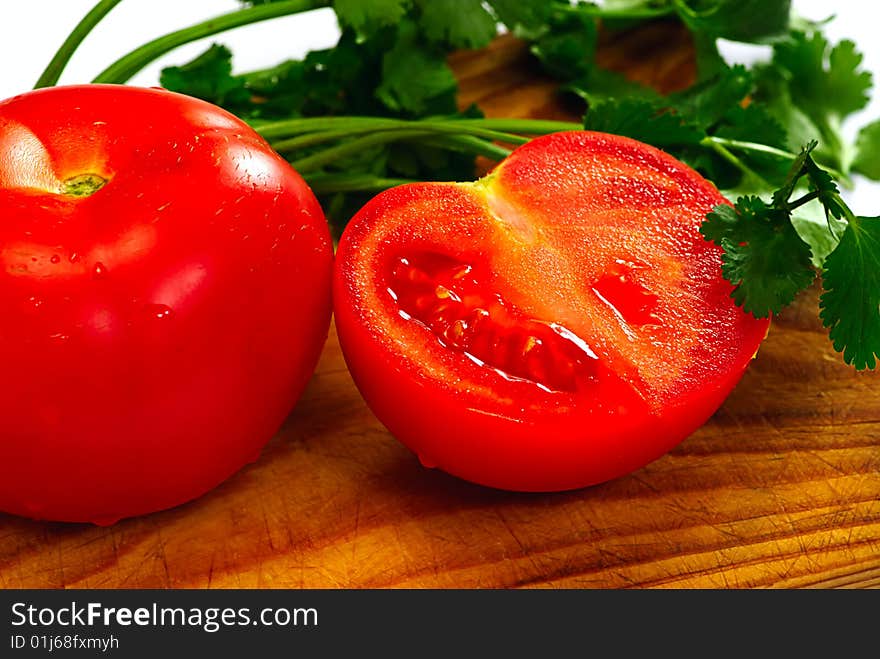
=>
[389,252,599,392]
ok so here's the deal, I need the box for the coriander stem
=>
[289,130,440,172]
[269,122,528,154]
[34,0,125,88]
[707,136,851,186]
[707,136,794,160]
[701,137,773,191]
[256,116,580,141]
[257,117,412,139]
[271,130,365,152]
[422,135,513,161]
[672,0,720,20]
[452,118,581,133]
[289,131,513,173]
[787,190,821,211]
[829,192,858,225]
[555,3,676,20]
[91,0,330,84]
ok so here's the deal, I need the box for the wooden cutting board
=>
[2,23,879,589]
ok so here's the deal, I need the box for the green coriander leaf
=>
[691,30,727,81]
[712,104,791,186]
[719,226,815,316]
[417,0,498,49]
[702,197,815,316]
[334,0,410,39]
[160,44,252,112]
[826,39,874,116]
[375,22,458,114]
[755,32,872,173]
[773,31,872,120]
[699,202,740,244]
[565,66,660,105]
[853,120,880,180]
[819,217,880,369]
[714,105,788,150]
[752,65,823,155]
[675,0,791,42]
[530,11,597,81]
[487,0,552,33]
[669,64,752,129]
[298,31,389,116]
[680,148,745,192]
[583,97,704,147]
[242,30,389,119]
[238,59,307,117]
[791,205,845,268]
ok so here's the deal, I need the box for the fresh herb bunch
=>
[702,143,880,369]
[33,0,880,369]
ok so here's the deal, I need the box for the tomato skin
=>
[0,85,333,523]
[334,132,769,492]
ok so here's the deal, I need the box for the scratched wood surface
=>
[2,23,879,590]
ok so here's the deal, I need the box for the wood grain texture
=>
[2,24,879,590]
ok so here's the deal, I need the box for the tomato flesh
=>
[591,261,660,327]
[334,131,770,492]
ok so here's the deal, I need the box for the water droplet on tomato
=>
[145,304,173,320]
[93,262,107,278]
[50,255,60,264]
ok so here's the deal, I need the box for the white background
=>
[0,0,876,211]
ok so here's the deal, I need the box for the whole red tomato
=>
[0,85,332,524]
[334,131,769,492]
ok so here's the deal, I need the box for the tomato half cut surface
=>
[334,131,769,492]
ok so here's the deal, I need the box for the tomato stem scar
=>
[62,174,108,198]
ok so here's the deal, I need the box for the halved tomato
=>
[334,131,769,492]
